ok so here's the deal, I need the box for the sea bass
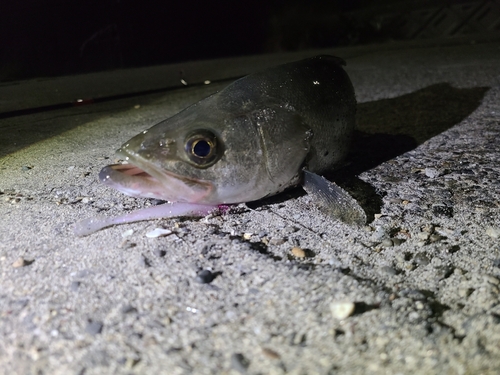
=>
[74,55,366,236]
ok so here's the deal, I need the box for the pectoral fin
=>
[302,170,366,226]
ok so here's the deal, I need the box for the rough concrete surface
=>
[1,39,500,374]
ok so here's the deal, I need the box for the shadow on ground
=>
[350,82,490,173]
[251,83,490,222]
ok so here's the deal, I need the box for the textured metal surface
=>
[266,0,500,53]
[358,0,500,40]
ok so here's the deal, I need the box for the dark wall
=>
[1,0,497,81]
[0,0,276,80]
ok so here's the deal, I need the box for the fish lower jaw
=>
[99,163,213,203]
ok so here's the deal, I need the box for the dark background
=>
[0,0,498,82]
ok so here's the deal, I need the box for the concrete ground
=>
[1,37,500,374]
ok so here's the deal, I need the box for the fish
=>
[74,55,366,236]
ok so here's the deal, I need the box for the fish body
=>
[101,55,356,204]
[75,56,364,236]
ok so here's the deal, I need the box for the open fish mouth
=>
[99,160,214,203]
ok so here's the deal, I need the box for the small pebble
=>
[417,232,430,241]
[138,255,151,268]
[330,301,355,319]
[429,234,443,242]
[195,270,216,284]
[230,353,250,374]
[70,281,81,291]
[432,205,453,218]
[380,266,397,275]
[122,229,134,237]
[486,227,500,239]
[121,305,137,314]
[262,348,280,359]
[381,238,393,247]
[484,275,500,285]
[414,253,430,266]
[243,233,252,240]
[154,249,166,257]
[458,288,473,298]
[283,226,297,234]
[125,358,141,369]
[422,224,435,233]
[372,226,387,241]
[290,332,306,346]
[85,320,103,335]
[388,198,404,204]
[119,240,136,249]
[392,238,403,246]
[12,257,26,268]
[76,270,90,278]
[291,247,306,258]
[431,257,443,267]
[424,167,440,178]
[146,228,172,238]
[269,238,286,245]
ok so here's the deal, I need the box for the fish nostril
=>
[159,138,175,147]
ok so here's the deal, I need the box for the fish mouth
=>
[99,157,214,203]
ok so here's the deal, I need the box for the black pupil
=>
[193,140,211,157]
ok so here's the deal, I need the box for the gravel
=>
[1,38,500,374]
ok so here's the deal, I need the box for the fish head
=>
[99,95,301,204]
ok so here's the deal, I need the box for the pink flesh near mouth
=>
[99,163,213,202]
[99,164,170,199]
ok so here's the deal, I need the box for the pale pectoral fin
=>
[302,170,366,226]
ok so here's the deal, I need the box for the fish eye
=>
[185,130,219,167]
[192,139,212,157]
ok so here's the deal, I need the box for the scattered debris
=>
[146,228,172,238]
[486,227,500,239]
[12,257,26,268]
[231,353,250,374]
[330,301,355,319]
[262,348,280,359]
[122,229,134,237]
[85,320,103,335]
[195,270,216,284]
[291,247,306,258]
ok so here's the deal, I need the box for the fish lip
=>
[99,152,214,202]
